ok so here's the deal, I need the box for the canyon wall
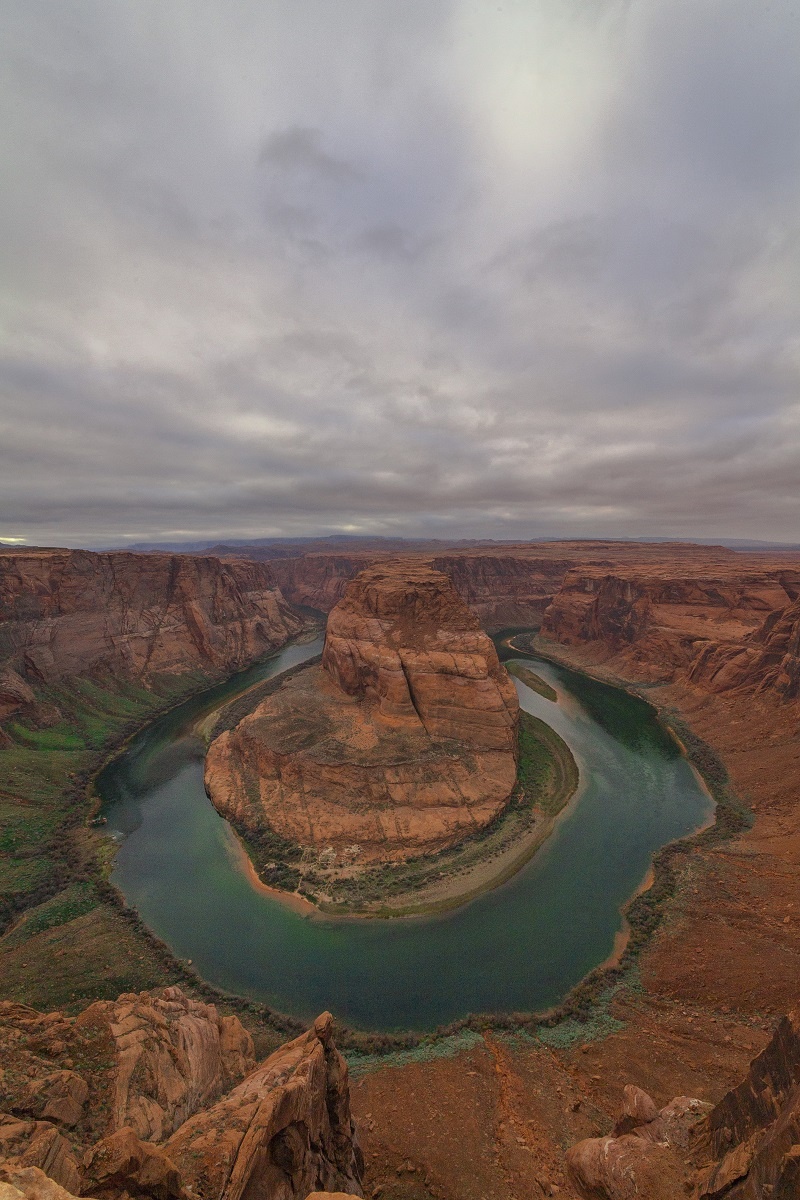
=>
[0,549,304,723]
[540,564,800,697]
[267,556,377,614]
[260,542,752,630]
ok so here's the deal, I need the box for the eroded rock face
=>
[430,554,575,628]
[0,992,362,1200]
[567,1012,800,1200]
[693,1011,800,1199]
[321,566,518,750]
[0,550,303,722]
[542,565,800,697]
[73,987,256,1142]
[165,1012,363,1200]
[566,1086,711,1199]
[205,565,519,860]
[689,595,800,699]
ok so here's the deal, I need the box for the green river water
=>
[98,634,712,1031]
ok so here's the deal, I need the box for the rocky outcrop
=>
[165,1012,363,1200]
[0,1164,83,1200]
[72,987,256,1142]
[0,550,303,722]
[0,990,254,1150]
[567,1011,800,1200]
[692,1011,800,1199]
[320,566,519,749]
[82,1128,184,1200]
[688,595,800,699]
[205,565,519,861]
[0,991,362,1200]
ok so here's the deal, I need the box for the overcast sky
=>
[1,0,799,547]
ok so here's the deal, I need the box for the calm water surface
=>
[98,635,712,1031]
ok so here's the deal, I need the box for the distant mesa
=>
[204,563,520,861]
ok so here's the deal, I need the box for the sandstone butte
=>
[204,564,520,861]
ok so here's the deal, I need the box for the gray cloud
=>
[0,0,798,547]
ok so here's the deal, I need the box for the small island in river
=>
[204,563,578,913]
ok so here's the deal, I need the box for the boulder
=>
[15,1073,88,1128]
[0,1165,81,1200]
[82,1127,184,1200]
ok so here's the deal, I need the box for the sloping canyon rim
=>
[91,631,721,1042]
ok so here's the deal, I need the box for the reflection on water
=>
[98,635,712,1031]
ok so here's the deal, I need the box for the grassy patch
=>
[0,669,224,980]
[517,710,579,818]
[4,882,98,947]
[346,1029,484,1077]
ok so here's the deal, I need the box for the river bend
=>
[98,635,712,1031]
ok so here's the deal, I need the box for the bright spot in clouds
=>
[0,0,799,546]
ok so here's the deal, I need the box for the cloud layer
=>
[1,0,799,546]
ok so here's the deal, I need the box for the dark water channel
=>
[98,635,712,1031]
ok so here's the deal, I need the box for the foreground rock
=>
[205,564,519,861]
[0,549,303,727]
[566,1010,800,1199]
[73,987,256,1141]
[166,1012,363,1200]
[0,990,362,1200]
[0,989,255,1149]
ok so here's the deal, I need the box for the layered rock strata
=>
[0,550,303,725]
[165,1012,363,1200]
[0,989,362,1200]
[541,564,800,698]
[205,565,519,860]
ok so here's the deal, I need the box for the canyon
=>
[204,564,519,862]
[2,537,800,1199]
[1,984,800,1200]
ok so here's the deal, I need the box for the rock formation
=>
[541,564,800,697]
[0,550,303,726]
[566,1011,800,1200]
[165,1012,363,1200]
[205,564,519,861]
[688,594,800,699]
[0,989,362,1200]
[70,987,256,1142]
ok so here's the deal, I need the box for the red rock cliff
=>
[541,564,800,694]
[0,988,363,1200]
[0,550,303,721]
[321,565,519,749]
